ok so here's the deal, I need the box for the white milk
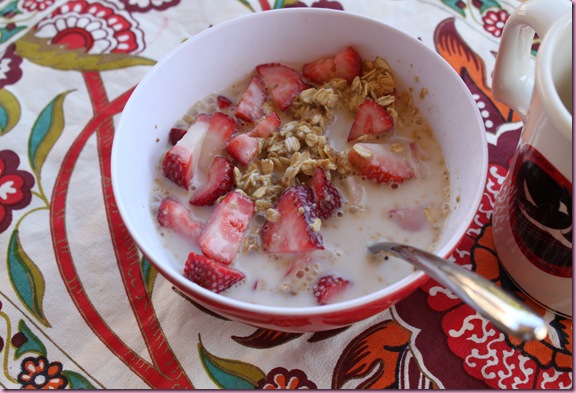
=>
[150,74,450,307]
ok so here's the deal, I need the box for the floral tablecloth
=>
[0,0,572,389]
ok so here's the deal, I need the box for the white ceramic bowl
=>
[111,8,488,332]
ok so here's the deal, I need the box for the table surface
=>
[0,0,572,389]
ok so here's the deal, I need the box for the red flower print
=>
[17,356,68,389]
[0,150,35,234]
[285,0,344,10]
[482,9,509,38]
[310,0,344,10]
[22,0,55,12]
[119,0,181,12]
[258,367,317,389]
[0,44,23,89]
[35,0,145,54]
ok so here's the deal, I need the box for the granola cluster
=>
[233,56,399,215]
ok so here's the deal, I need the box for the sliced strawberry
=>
[199,191,255,265]
[310,167,342,219]
[247,112,281,138]
[279,256,323,294]
[226,133,259,166]
[197,112,237,174]
[348,143,415,184]
[348,99,394,141]
[303,46,362,85]
[256,63,306,111]
[189,156,234,206]
[157,197,203,243]
[261,185,324,253]
[217,95,233,110]
[312,274,350,305]
[388,207,428,232]
[183,252,246,293]
[302,57,336,85]
[235,76,267,122]
[162,114,212,189]
[333,46,362,83]
[169,127,187,145]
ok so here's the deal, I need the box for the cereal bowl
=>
[111,8,488,332]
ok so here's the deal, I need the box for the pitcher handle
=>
[492,0,571,122]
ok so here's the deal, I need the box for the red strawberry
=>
[226,133,259,166]
[333,46,362,83]
[256,63,306,111]
[312,274,350,305]
[189,156,234,206]
[310,167,341,219]
[156,197,203,243]
[248,112,281,138]
[235,76,267,122]
[162,114,212,189]
[302,57,336,85]
[198,112,237,174]
[303,46,362,85]
[348,99,394,141]
[348,142,415,184]
[169,127,187,145]
[261,185,324,253]
[199,191,255,265]
[217,95,233,110]
[183,252,245,293]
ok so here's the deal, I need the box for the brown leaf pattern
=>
[332,320,412,389]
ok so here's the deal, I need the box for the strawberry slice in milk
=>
[189,156,234,206]
[235,76,267,122]
[184,252,245,293]
[162,114,212,189]
[197,112,237,174]
[348,99,395,141]
[199,191,255,265]
[310,167,342,219]
[168,127,187,145]
[157,197,203,243]
[226,133,259,166]
[348,142,415,184]
[312,274,350,305]
[261,185,324,253]
[303,46,362,84]
[256,63,307,111]
[248,112,281,138]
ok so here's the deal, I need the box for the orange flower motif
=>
[17,356,68,390]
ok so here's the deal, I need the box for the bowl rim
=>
[112,7,489,317]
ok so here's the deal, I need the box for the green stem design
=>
[31,177,49,207]
[13,206,49,230]
[0,311,18,384]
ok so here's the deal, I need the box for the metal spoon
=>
[368,242,548,341]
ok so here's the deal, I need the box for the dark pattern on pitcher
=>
[510,144,572,277]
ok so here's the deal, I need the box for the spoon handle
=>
[368,242,548,341]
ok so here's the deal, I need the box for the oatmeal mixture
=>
[151,47,451,307]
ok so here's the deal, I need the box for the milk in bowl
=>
[150,47,451,307]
